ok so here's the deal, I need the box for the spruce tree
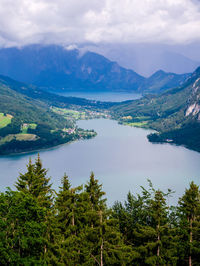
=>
[55,174,89,265]
[16,154,53,208]
[0,189,47,265]
[85,172,131,265]
[178,182,200,266]
[15,155,54,264]
[112,181,176,265]
[15,158,35,194]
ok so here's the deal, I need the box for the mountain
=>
[0,74,111,155]
[0,44,191,94]
[0,75,73,154]
[140,70,190,93]
[0,45,144,92]
[82,43,200,76]
[0,75,113,109]
[111,67,200,152]
[0,76,66,128]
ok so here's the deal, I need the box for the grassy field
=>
[21,123,37,134]
[51,107,85,120]
[124,121,148,127]
[0,113,13,128]
[134,116,151,121]
[0,133,38,145]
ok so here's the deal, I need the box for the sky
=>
[0,0,200,47]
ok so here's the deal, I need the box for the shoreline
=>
[1,117,200,157]
[0,133,97,157]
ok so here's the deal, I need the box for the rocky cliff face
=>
[185,68,200,120]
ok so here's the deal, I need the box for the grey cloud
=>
[0,0,200,47]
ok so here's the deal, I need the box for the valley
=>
[0,62,200,155]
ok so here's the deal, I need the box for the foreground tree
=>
[113,181,177,265]
[55,174,89,264]
[0,189,47,265]
[15,155,54,263]
[178,182,200,266]
[15,154,53,208]
[85,172,132,265]
[1,156,200,265]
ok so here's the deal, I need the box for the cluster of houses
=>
[63,128,76,134]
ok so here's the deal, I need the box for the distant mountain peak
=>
[0,44,144,92]
[0,44,195,94]
[140,69,191,93]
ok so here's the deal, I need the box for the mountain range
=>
[81,43,200,76]
[0,45,189,94]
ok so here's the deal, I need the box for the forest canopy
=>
[0,156,200,265]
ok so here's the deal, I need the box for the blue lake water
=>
[0,118,200,206]
[55,91,142,102]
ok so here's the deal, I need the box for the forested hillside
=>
[140,70,190,93]
[0,75,101,155]
[0,156,200,265]
[0,75,114,109]
[112,67,200,152]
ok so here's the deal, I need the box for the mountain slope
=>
[0,75,103,155]
[0,44,191,94]
[111,67,200,152]
[0,45,144,92]
[83,43,200,76]
[0,75,113,109]
[0,78,66,128]
[141,70,190,93]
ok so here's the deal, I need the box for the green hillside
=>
[111,67,200,152]
[0,76,97,155]
[0,81,67,128]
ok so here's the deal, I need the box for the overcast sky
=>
[0,0,200,47]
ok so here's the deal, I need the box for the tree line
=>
[0,155,200,265]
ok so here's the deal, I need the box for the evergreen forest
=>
[0,156,200,265]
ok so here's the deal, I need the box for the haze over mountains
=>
[0,44,190,94]
[78,43,200,76]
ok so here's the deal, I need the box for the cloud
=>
[0,0,200,47]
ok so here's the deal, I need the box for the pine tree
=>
[0,189,47,265]
[15,158,35,194]
[178,182,200,266]
[55,173,89,265]
[16,154,53,208]
[15,155,54,264]
[112,181,176,265]
[33,154,53,207]
[85,172,131,265]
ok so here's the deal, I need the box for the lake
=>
[0,118,200,206]
[53,91,142,102]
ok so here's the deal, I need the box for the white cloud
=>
[65,44,78,50]
[0,0,200,47]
